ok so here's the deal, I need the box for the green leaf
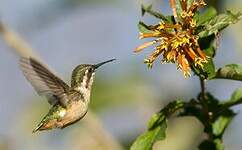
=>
[220,88,242,108]
[180,100,205,124]
[197,6,217,26]
[175,0,182,17]
[199,140,216,150]
[214,139,225,150]
[141,4,169,22]
[164,15,174,24]
[131,123,167,150]
[192,35,216,79]
[199,139,224,150]
[198,34,216,57]
[204,46,216,58]
[191,57,215,80]
[212,111,235,137]
[148,100,184,130]
[201,47,216,79]
[147,113,163,130]
[206,93,220,112]
[175,0,194,19]
[187,0,195,9]
[131,100,184,150]
[203,59,216,79]
[175,0,195,15]
[199,11,242,37]
[213,64,242,81]
[230,88,242,104]
[138,21,154,34]
[141,4,152,16]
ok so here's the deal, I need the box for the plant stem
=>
[199,77,214,140]
[200,77,206,101]
[199,77,208,115]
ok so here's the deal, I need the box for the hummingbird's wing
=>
[19,57,70,108]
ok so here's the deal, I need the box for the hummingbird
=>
[19,57,115,133]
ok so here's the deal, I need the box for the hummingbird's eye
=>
[88,68,93,72]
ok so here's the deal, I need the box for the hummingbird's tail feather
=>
[32,122,44,133]
[32,128,39,133]
[32,118,59,133]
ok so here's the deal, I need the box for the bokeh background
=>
[0,0,242,149]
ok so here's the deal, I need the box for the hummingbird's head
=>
[71,59,116,89]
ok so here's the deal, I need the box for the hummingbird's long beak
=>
[94,59,116,69]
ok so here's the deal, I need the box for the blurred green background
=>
[0,0,242,149]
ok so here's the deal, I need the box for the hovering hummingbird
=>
[19,57,115,133]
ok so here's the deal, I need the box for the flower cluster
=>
[135,0,208,77]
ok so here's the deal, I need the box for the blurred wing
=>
[19,57,70,107]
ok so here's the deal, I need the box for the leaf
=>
[187,0,194,9]
[131,100,184,150]
[138,21,154,34]
[230,88,242,104]
[199,139,224,150]
[191,57,215,80]
[147,113,163,130]
[212,110,236,137]
[197,7,217,26]
[213,64,242,81]
[175,0,194,19]
[180,100,205,123]
[205,93,220,112]
[214,139,225,150]
[202,47,216,79]
[131,122,167,150]
[148,100,184,130]
[141,4,152,16]
[197,35,217,80]
[192,35,216,79]
[141,4,169,22]
[220,88,242,108]
[175,0,182,17]
[203,59,216,79]
[199,11,242,37]
[198,34,216,56]
[199,140,216,150]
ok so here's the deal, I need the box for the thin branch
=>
[0,23,38,58]
[83,112,123,150]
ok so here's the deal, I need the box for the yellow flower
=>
[135,0,208,77]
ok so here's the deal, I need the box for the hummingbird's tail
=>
[32,122,44,133]
[32,117,58,133]
[32,128,39,133]
[32,116,49,133]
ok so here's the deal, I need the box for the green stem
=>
[200,77,206,101]
[141,4,168,22]
[199,77,214,140]
[198,77,208,115]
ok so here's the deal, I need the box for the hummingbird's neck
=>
[74,70,95,103]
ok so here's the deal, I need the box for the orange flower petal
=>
[139,32,160,39]
[134,41,157,53]
[170,0,177,18]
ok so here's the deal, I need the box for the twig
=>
[83,112,123,150]
[0,23,38,58]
